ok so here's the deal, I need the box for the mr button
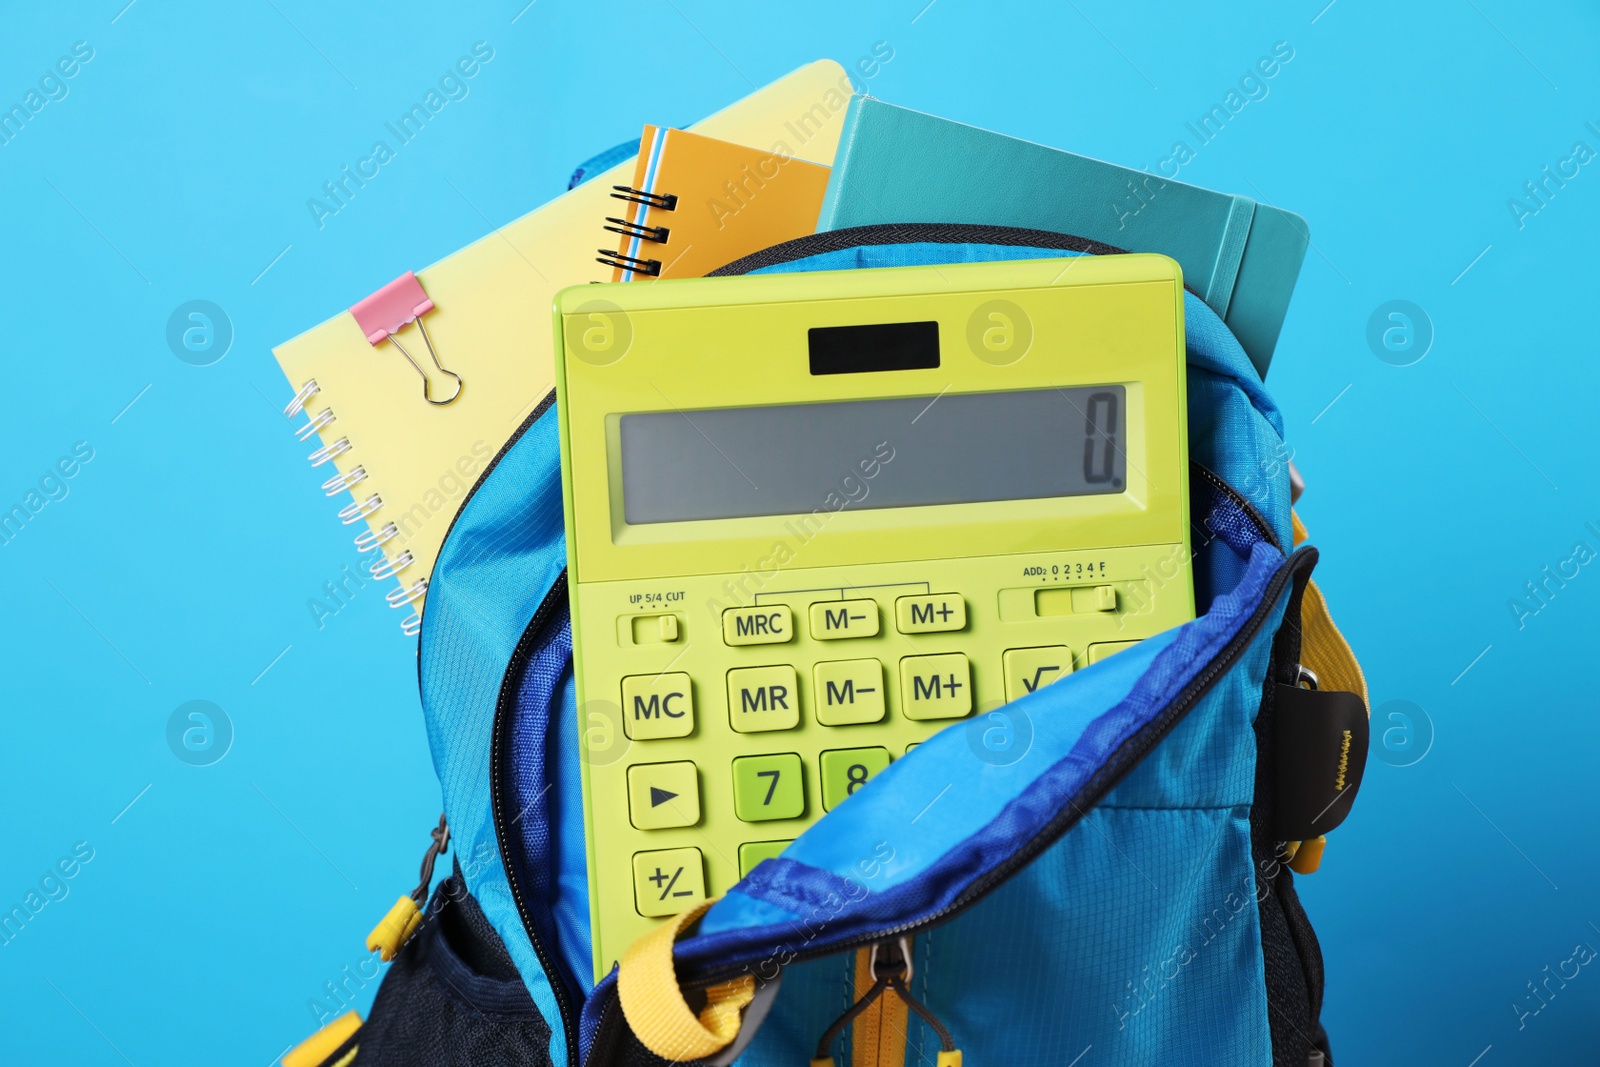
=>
[728,665,799,732]
[620,673,694,740]
[723,605,792,645]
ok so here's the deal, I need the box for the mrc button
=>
[722,605,792,645]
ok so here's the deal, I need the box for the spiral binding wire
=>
[284,379,320,419]
[597,186,675,276]
[295,408,336,442]
[603,216,669,243]
[369,550,414,580]
[595,248,663,276]
[387,578,427,608]
[610,185,677,210]
[287,378,424,638]
[338,494,384,525]
[307,437,351,467]
[322,466,367,496]
[354,523,400,553]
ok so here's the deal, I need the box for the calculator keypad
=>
[583,552,1185,980]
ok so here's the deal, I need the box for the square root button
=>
[1002,646,1073,702]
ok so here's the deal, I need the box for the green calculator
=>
[553,254,1193,980]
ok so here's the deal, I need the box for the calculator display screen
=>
[617,385,1127,525]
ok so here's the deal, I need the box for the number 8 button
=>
[820,747,891,810]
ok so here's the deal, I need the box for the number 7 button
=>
[732,753,805,821]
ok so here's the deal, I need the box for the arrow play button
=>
[649,786,678,807]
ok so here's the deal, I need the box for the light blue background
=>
[2,2,1596,1064]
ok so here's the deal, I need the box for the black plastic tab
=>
[1271,684,1368,841]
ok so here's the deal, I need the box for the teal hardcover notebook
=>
[816,96,1308,377]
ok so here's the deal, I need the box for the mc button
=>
[895,593,966,634]
[723,605,793,646]
[620,673,694,740]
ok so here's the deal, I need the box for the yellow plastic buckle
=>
[367,895,423,962]
[282,1010,360,1067]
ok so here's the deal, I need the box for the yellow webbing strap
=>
[1291,511,1369,713]
[618,900,756,1062]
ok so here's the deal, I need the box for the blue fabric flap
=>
[673,540,1291,977]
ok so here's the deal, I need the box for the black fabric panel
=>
[317,873,553,1067]
[582,997,713,1067]
[706,222,1202,300]
[1251,564,1334,1067]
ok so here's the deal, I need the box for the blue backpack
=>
[284,222,1367,1067]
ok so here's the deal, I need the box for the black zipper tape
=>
[489,571,581,1064]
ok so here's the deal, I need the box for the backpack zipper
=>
[488,571,582,1064]
[413,387,580,1061]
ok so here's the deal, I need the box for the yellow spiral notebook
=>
[272,60,854,635]
[600,124,831,281]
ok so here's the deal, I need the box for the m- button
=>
[722,605,793,646]
[895,593,966,634]
[809,598,880,640]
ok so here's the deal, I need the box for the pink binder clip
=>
[350,271,463,406]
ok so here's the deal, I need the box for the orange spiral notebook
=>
[600,125,831,281]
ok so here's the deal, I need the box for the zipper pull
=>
[366,813,449,961]
[810,937,962,1066]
